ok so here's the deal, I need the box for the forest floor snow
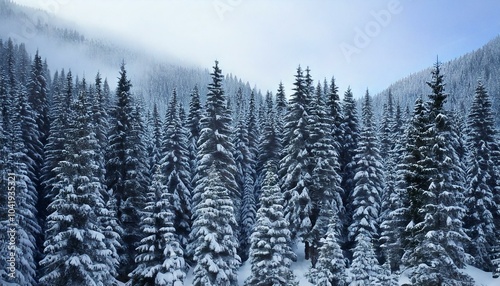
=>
[179,242,499,285]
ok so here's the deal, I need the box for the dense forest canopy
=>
[1,35,499,285]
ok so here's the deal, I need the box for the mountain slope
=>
[0,0,257,111]
[375,36,500,127]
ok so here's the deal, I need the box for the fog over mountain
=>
[0,0,258,112]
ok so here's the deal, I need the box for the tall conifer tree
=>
[106,64,148,281]
[187,85,203,184]
[190,61,240,285]
[191,165,240,286]
[245,166,298,286]
[2,88,41,285]
[255,91,281,200]
[308,212,346,286]
[464,81,500,271]
[41,88,116,286]
[233,111,256,262]
[128,166,186,286]
[339,87,360,251]
[160,89,192,251]
[306,81,343,265]
[382,98,427,272]
[404,62,473,285]
[348,91,383,261]
[279,66,312,244]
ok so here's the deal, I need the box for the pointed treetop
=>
[276,81,287,111]
[117,62,132,97]
[208,60,224,96]
[387,89,394,116]
[427,59,447,112]
[343,86,354,102]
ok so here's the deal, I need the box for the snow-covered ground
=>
[399,265,498,286]
[289,243,314,286]
[183,242,499,285]
[461,265,498,286]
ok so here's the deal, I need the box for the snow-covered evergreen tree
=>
[3,39,17,135]
[279,66,313,243]
[378,93,397,227]
[1,90,41,285]
[379,93,404,271]
[19,83,44,286]
[160,89,192,252]
[91,72,110,164]
[27,49,49,162]
[149,103,163,168]
[464,81,500,271]
[308,212,346,286]
[494,248,500,278]
[255,91,280,198]
[190,61,239,209]
[191,164,240,286]
[256,95,267,130]
[389,97,428,269]
[40,88,116,286]
[233,87,245,121]
[372,263,398,286]
[42,70,73,212]
[99,187,122,283]
[275,81,287,116]
[0,42,42,285]
[325,76,343,168]
[245,165,298,286]
[27,54,49,245]
[186,85,203,184]
[240,91,259,262]
[233,112,256,262]
[339,86,359,199]
[90,73,122,280]
[348,232,382,286]
[404,62,474,286]
[106,63,148,281]
[274,82,287,162]
[378,90,394,161]
[0,51,10,132]
[338,87,360,249]
[348,91,383,246]
[306,81,343,266]
[128,165,186,286]
[189,61,240,285]
[246,91,259,160]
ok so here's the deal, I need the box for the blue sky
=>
[13,0,500,97]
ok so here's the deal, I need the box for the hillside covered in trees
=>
[1,32,500,286]
[374,36,500,128]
